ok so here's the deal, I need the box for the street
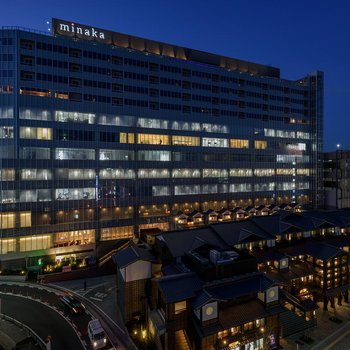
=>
[1,294,85,350]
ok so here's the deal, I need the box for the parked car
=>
[59,295,85,314]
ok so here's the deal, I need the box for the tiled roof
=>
[304,241,342,261]
[112,245,156,268]
[155,273,203,303]
[203,273,275,300]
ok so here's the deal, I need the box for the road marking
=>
[89,296,103,302]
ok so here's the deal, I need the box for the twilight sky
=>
[2,0,349,151]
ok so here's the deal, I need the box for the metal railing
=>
[0,313,47,349]
[1,26,51,36]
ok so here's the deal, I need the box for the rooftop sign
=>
[51,18,280,78]
[52,18,112,44]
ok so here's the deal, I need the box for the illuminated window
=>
[276,168,293,175]
[100,226,134,241]
[19,234,51,252]
[255,140,267,149]
[296,131,310,140]
[230,139,249,148]
[0,238,16,254]
[138,169,170,178]
[55,110,95,124]
[20,211,31,227]
[137,133,169,145]
[55,188,94,200]
[172,135,200,146]
[203,169,228,178]
[152,186,170,196]
[99,169,135,179]
[229,169,252,177]
[55,91,69,99]
[175,301,187,314]
[172,169,200,178]
[229,184,252,192]
[55,148,95,160]
[0,169,15,181]
[138,150,170,161]
[297,169,310,176]
[54,229,95,246]
[20,88,51,97]
[120,132,135,144]
[202,137,228,147]
[254,169,275,176]
[139,204,170,217]
[20,127,52,140]
[0,126,14,139]
[175,185,200,195]
[0,213,15,229]
[254,183,275,191]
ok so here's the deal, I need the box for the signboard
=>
[62,265,72,273]
[52,18,112,44]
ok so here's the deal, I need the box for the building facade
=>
[0,19,323,266]
[324,150,350,209]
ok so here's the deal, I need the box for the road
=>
[0,282,116,350]
[1,293,84,350]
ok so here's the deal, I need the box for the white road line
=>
[89,296,103,302]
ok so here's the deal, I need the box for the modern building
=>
[0,18,323,267]
[324,150,350,209]
[114,209,350,350]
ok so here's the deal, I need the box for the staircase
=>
[175,330,191,350]
[280,309,316,337]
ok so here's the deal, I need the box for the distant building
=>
[324,150,350,209]
[114,210,350,350]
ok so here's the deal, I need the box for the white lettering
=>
[57,22,106,40]
[91,28,98,38]
[59,24,70,32]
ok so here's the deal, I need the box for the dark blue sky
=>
[2,0,349,151]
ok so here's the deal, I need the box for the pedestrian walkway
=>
[281,301,350,350]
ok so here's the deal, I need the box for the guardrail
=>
[0,313,47,349]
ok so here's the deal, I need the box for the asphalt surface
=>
[0,294,84,350]
[0,283,115,350]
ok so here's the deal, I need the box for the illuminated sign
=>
[52,18,112,44]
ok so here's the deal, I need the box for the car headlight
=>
[94,341,97,347]
[104,338,107,343]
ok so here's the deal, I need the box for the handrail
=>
[0,313,47,349]
[98,241,130,267]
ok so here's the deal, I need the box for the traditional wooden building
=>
[114,209,350,349]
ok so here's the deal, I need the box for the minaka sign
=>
[52,18,112,44]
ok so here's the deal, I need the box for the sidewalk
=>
[281,302,350,350]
